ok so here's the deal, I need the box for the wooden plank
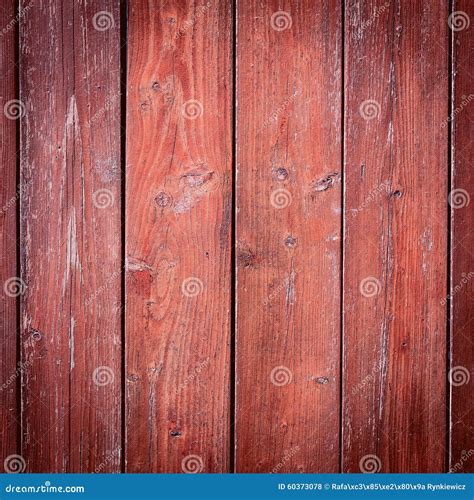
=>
[450,1,474,473]
[0,0,20,472]
[20,0,122,472]
[125,0,232,472]
[343,0,448,472]
[235,0,342,472]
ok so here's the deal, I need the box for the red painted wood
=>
[0,0,466,474]
[20,0,122,472]
[0,0,19,472]
[235,0,342,472]
[125,0,232,472]
[343,0,448,473]
[450,0,474,473]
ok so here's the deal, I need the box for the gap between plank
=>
[339,0,346,474]
[230,0,237,474]
[446,0,454,474]
[120,0,129,474]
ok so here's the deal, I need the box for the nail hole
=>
[285,235,297,248]
[274,167,289,181]
[31,330,42,341]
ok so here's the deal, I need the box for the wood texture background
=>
[343,0,448,473]
[0,0,472,473]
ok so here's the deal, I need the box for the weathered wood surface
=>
[0,0,19,472]
[235,0,342,472]
[125,0,232,472]
[343,0,448,473]
[450,0,474,474]
[0,0,471,474]
[20,0,122,472]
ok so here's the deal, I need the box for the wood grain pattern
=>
[450,0,474,473]
[343,0,448,473]
[235,0,342,472]
[20,0,121,472]
[125,0,232,472]
[0,0,470,474]
[0,0,19,469]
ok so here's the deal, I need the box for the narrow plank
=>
[450,1,474,473]
[0,0,20,472]
[125,0,232,472]
[20,0,121,472]
[343,0,448,472]
[236,0,342,472]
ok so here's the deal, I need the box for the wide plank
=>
[235,0,342,472]
[20,0,122,472]
[125,0,232,472]
[343,0,448,472]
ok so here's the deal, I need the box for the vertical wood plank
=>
[20,0,122,472]
[0,0,19,471]
[125,0,232,472]
[236,0,342,472]
[343,0,448,472]
[450,1,474,473]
